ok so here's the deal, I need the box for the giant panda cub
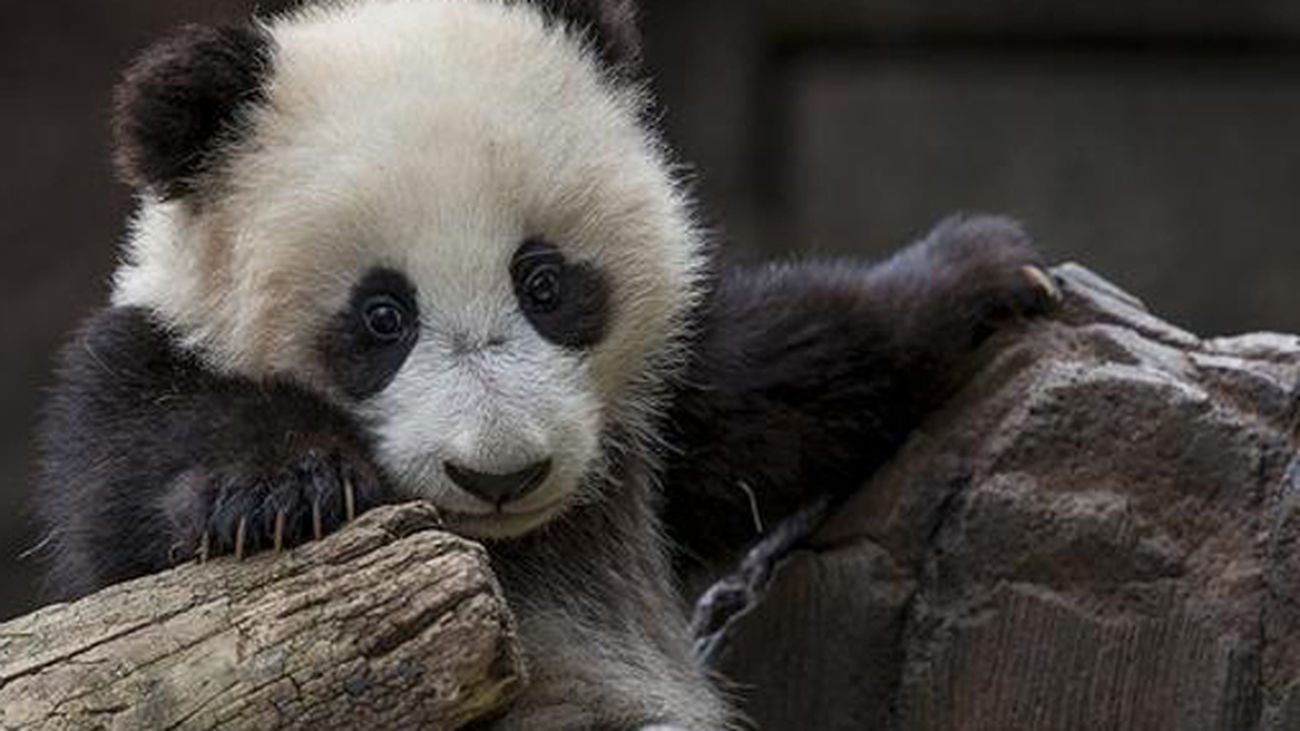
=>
[37,0,1056,728]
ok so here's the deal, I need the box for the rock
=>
[699,264,1300,731]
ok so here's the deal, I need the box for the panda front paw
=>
[909,214,1060,339]
[163,443,387,563]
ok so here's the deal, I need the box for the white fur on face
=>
[360,320,607,538]
[111,0,703,536]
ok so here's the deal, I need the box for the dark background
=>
[3,0,1298,621]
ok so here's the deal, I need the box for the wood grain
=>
[0,503,524,730]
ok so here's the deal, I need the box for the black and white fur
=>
[36,1,1054,728]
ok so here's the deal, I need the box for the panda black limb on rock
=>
[35,1,1056,728]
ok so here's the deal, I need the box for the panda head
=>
[108,0,701,539]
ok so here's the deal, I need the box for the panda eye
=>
[510,237,609,350]
[323,268,420,401]
[522,264,563,312]
[363,297,408,341]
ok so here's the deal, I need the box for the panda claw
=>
[313,500,324,542]
[234,516,248,561]
[198,531,211,564]
[273,510,286,553]
[344,477,356,523]
[1021,265,1061,305]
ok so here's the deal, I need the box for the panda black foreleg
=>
[36,306,391,599]
[662,214,1056,574]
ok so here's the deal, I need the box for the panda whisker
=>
[234,517,247,561]
[736,481,764,535]
[273,510,286,553]
[17,531,56,561]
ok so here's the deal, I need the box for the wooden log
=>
[0,503,525,730]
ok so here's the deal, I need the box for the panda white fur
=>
[36,1,1056,728]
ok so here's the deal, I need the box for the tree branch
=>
[0,503,524,730]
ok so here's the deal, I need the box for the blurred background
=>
[2,0,1298,621]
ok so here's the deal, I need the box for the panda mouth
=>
[439,499,568,539]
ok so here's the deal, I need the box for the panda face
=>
[324,240,614,538]
[111,0,701,538]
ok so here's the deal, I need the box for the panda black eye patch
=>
[320,268,420,400]
[511,237,609,349]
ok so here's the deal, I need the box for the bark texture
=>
[0,503,524,731]
[696,264,1300,731]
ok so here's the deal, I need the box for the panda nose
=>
[444,459,552,505]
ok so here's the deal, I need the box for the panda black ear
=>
[533,0,643,75]
[112,24,273,200]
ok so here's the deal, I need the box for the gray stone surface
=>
[698,264,1300,730]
